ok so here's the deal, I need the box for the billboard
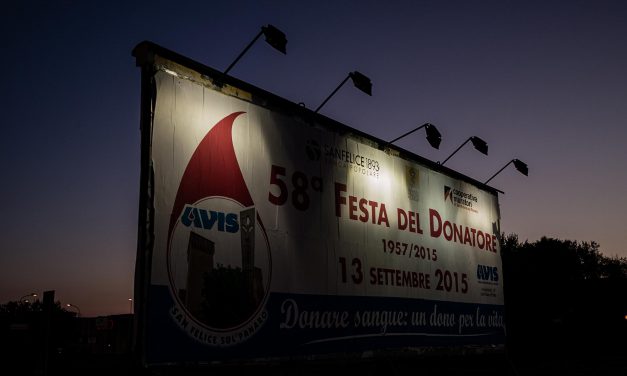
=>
[133,42,505,364]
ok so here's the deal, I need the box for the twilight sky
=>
[1,0,626,316]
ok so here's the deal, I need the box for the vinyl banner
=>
[143,59,504,363]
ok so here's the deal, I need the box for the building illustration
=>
[179,208,264,328]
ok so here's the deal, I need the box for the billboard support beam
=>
[132,44,157,368]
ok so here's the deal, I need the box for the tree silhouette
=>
[0,300,74,317]
[501,234,627,356]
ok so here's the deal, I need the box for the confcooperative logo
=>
[444,185,479,214]
[444,186,453,203]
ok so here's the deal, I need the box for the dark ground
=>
[42,344,626,376]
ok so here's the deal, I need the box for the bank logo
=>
[444,185,478,214]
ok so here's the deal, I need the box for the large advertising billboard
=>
[134,42,505,364]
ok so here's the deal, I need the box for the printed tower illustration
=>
[240,208,264,309]
[179,208,265,328]
[184,232,215,317]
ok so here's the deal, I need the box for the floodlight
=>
[349,71,372,96]
[513,159,528,176]
[470,136,488,155]
[425,123,442,149]
[262,25,287,54]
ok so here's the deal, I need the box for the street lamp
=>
[66,303,81,317]
[484,159,528,185]
[19,293,37,303]
[315,71,372,113]
[441,136,488,166]
[224,24,288,75]
[384,123,442,150]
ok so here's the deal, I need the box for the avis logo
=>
[477,264,499,282]
[181,205,239,233]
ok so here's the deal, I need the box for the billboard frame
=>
[132,40,503,366]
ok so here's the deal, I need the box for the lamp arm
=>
[315,74,351,113]
[441,137,471,166]
[484,160,514,185]
[385,124,427,147]
[224,29,264,75]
